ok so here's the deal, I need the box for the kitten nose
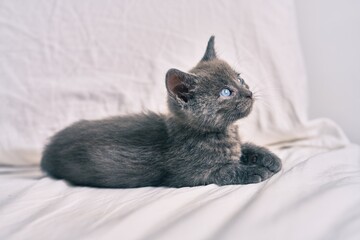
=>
[245,90,252,99]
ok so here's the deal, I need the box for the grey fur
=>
[41,36,282,188]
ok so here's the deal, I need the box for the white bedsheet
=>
[0,0,309,164]
[1,0,360,239]
[1,132,360,240]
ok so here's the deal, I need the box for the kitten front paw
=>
[239,143,282,184]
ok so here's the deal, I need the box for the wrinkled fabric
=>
[1,142,360,240]
[1,0,359,239]
[0,0,308,165]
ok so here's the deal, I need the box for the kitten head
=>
[166,36,253,131]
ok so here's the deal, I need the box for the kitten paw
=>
[239,143,282,184]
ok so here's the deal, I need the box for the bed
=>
[1,0,360,239]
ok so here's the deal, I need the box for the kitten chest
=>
[196,125,242,163]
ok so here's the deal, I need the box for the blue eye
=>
[220,88,232,97]
[237,73,245,84]
[238,76,245,85]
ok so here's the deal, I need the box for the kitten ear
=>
[201,36,217,61]
[166,68,195,103]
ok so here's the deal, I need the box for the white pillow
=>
[0,0,307,165]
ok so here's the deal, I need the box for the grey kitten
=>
[41,36,282,188]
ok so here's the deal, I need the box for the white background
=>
[295,0,360,144]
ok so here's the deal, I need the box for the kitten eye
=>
[220,88,232,97]
[237,75,245,85]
